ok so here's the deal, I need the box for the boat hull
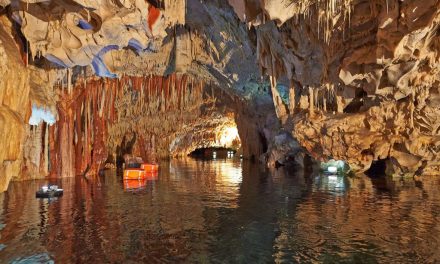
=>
[141,163,159,172]
[123,169,146,180]
[36,190,64,198]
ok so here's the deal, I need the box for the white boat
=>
[36,185,64,198]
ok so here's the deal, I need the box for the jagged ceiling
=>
[4,0,259,92]
[227,0,440,174]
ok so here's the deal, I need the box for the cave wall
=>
[229,0,440,175]
[0,0,273,191]
[3,0,438,192]
[0,16,31,192]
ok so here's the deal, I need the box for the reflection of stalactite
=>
[49,74,213,177]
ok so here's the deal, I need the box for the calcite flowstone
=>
[0,18,31,191]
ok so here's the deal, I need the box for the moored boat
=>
[141,163,159,172]
[36,185,64,198]
[123,168,146,180]
[144,170,158,180]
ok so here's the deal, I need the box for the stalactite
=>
[289,81,296,113]
[410,90,415,129]
[309,86,315,117]
[47,73,213,177]
[43,123,49,174]
[336,94,343,113]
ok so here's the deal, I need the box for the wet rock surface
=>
[229,0,440,175]
[0,0,440,190]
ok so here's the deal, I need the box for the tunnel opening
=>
[184,119,242,159]
[115,134,137,169]
[259,131,268,153]
[365,158,388,177]
[189,147,238,159]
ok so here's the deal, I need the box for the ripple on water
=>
[0,159,439,263]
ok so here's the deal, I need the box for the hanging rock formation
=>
[228,0,440,175]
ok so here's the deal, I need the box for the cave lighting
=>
[321,159,347,175]
[28,105,56,125]
[218,125,240,147]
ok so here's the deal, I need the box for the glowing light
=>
[327,166,337,173]
[321,159,347,174]
[218,126,240,147]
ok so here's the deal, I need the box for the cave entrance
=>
[365,158,388,177]
[187,118,242,159]
[189,147,237,159]
[169,110,242,157]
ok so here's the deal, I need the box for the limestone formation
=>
[0,0,439,191]
[228,0,440,175]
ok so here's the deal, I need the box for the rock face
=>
[10,0,184,76]
[0,0,440,191]
[228,0,440,175]
[0,0,271,190]
[0,17,31,192]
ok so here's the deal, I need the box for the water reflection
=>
[122,171,158,191]
[0,159,439,263]
[313,174,349,195]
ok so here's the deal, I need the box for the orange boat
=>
[123,168,146,180]
[144,171,159,180]
[123,179,147,190]
[141,163,159,172]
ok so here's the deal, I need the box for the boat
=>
[36,185,64,198]
[123,168,146,180]
[140,163,159,172]
[144,170,158,180]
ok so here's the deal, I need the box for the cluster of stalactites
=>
[232,0,353,43]
[303,0,353,43]
[48,73,212,176]
[106,74,215,158]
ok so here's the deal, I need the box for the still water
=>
[0,157,439,263]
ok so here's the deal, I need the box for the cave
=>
[0,0,440,262]
[189,147,238,159]
[365,158,388,177]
